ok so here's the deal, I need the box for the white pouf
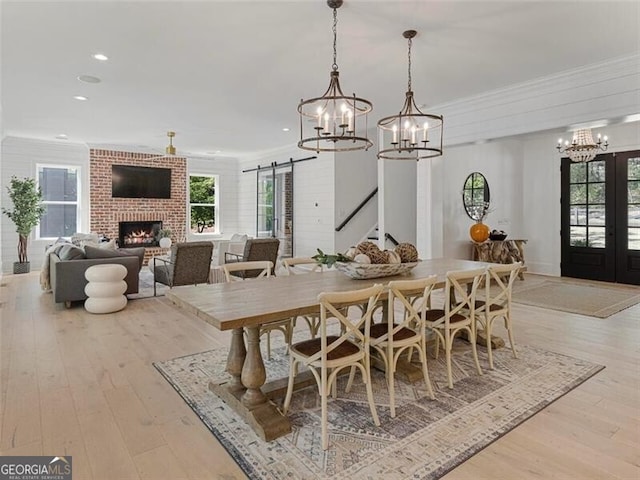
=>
[84,264,128,314]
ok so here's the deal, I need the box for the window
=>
[189,174,218,234]
[37,165,79,239]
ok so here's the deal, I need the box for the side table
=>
[84,264,128,314]
[471,239,527,280]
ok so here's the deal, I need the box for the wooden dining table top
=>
[166,258,493,332]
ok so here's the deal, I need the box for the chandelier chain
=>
[407,36,412,92]
[332,7,338,71]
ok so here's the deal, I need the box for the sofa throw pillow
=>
[83,238,117,250]
[71,232,100,247]
[57,244,86,260]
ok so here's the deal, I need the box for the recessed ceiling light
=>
[55,134,68,139]
[282,127,290,132]
[92,53,108,61]
[73,95,88,101]
[78,75,101,84]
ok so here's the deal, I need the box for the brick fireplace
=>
[119,220,163,248]
[89,149,187,264]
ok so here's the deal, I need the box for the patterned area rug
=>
[127,269,167,299]
[154,339,603,479]
[512,279,640,318]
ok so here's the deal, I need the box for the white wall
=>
[439,140,525,261]
[522,121,640,275]
[334,148,378,253]
[237,146,336,257]
[186,155,240,241]
[1,137,90,273]
[378,158,417,250]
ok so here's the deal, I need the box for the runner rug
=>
[154,340,603,479]
[512,279,640,318]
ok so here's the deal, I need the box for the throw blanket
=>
[40,243,62,292]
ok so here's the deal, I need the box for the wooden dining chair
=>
[282,257,324,338]
[475,262,521,369]
[367,276,438,417]
[223,260,292,360]
[424,267,485,389]
[282,283,384,450]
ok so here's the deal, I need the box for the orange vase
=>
[470,221,490,242]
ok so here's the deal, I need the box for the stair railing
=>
[335,188,378,232]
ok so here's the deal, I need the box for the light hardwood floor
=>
[1,272,638,480]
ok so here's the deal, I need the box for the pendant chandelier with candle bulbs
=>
[556,128,609,163]
[297,0,373,153]
[377,30,443,160]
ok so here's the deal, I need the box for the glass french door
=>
[256,165,293,257]
[561,150,640,285]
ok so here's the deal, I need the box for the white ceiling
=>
[2,1,639,157]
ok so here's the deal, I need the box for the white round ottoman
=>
[84,264,128,314]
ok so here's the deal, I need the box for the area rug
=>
[512,279,640,318]
[154,341,604,479]
[127,269,167,299]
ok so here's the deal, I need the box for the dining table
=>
[166,257,498,441]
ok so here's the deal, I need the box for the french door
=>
[256,165,293,257]
[561,150,640,285]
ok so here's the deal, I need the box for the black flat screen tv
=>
[112,165,171,199]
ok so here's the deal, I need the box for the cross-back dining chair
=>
[367,276,438,417]
[282,257,324,338]
[424,267,485,389]
[283,283,384,450]
[222,260,292,360]
[475,262,521,369]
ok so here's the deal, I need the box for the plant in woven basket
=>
[2,176,46,273]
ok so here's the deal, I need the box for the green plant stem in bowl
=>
[312,249,352,268]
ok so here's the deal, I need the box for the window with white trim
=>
[189,174,219,235]
[37,165,80,239]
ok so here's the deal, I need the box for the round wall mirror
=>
[462,172,490,221]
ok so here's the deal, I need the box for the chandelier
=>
[297,0,373,153]
[557,128,608,163]
[377,30,443,160]
[165,131,176,156]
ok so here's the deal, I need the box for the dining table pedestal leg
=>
[209,325,292,442]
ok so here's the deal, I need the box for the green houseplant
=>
[2,176,46,273]
[157,228,172,249]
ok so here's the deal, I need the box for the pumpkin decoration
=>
[353,253,371,264]
[395,243,419,263]
[386,250,401,264]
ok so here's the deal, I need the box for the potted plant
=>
[2,176,46,273]
[158,228,172,249]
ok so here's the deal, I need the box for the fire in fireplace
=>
[118,220,162,248]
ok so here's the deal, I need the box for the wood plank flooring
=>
[1,272,638,480]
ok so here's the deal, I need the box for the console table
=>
[471,239,527,280]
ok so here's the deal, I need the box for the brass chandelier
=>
[377,30,443,160]
[297,0,373,153]
[557,128,608,163]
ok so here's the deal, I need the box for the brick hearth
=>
[89,149,187,265]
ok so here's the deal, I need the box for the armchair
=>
[153,241,214,295]
[224,238,280,278]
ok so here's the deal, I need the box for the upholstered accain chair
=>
[424,267,485,389]
[224,238,280,278]
[153,241,214,296]
[283,284,383,450]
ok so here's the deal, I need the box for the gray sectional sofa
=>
[49,244,145,307]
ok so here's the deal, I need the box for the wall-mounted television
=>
[112,165,171,199]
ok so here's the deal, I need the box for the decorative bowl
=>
[334,261,419,280]
[489,233,508,241]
